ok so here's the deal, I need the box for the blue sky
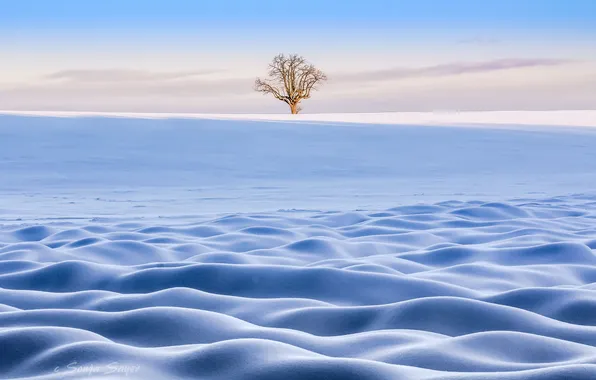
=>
[3,0,596,30]
[1,0,595,113]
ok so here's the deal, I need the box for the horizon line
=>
[1,110,595,128]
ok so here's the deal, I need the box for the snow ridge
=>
[1,195,596,379]
[1,110,596,127]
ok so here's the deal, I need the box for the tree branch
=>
[254,54,327,113]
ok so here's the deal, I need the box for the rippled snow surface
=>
[2,196,596,379]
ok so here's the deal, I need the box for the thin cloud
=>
[2,77,254,98]
[45,69,225,83]
[2,59,591,113]
[335,59,574,83]
[4,68,252,98]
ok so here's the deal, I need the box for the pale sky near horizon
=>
[1,0,595,113]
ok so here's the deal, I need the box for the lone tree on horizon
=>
[255,54,327,114]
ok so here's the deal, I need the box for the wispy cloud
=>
[0,68,251,98]
[45,69,225,83]
[335,59,574,83]
[1,59,592,113]
[37,59,573,92]
[4,78,253,98]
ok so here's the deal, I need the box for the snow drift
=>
[2,198,596,379]
[0,114,595,379]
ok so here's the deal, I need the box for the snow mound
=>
[1,195,596,379]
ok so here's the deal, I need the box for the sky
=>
[1,0,595,113]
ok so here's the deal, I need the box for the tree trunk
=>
[289,103,299,114]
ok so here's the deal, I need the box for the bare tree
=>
[255,54,327,114]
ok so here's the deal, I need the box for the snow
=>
[252,110,596,128]
[1,113,596,379]
[1,113,596,219]
[2,109,596,127]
